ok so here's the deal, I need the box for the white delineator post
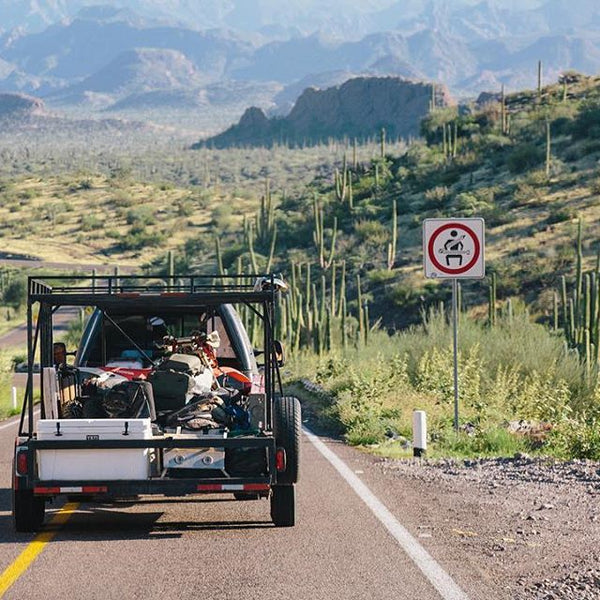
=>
[412,410,427,457]
[12,386,17,410]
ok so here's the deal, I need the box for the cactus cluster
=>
[442,121,458,160]
[273,260,371,354]
[558,219,600,378]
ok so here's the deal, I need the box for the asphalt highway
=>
[0,413,476,600]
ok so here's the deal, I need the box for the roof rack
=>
[28,274,283,308]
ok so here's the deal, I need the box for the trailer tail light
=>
[16,450,28,476]
[34,486,108,495]
[196,483,270,492]
[276,448,286,472]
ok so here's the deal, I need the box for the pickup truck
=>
[12,274,301,531]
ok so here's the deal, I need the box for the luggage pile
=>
[71,330,254,434]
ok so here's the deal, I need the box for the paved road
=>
[0,259,137,274]
[0,413,493,600]
[0,307,80,352]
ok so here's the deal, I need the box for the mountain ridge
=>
[198,76,454,148]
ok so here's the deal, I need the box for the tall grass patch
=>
[287,307,594,458]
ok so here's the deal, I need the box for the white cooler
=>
[36,418,153,481]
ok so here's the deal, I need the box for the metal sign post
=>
[452,278,459,431]
[423,218,485,432]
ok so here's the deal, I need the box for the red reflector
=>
[16,451,28,476]
[276,448,286,472]
[197,484,222,492]
[82,486,108,494]
[34,487,60,495]
[244,484,270,492]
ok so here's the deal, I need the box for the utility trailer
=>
[12,274,301,531]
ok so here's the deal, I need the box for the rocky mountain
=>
[198,76,454,148]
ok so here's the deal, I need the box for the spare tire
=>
[273,396,301,484]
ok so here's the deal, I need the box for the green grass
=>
[0,352,22,419]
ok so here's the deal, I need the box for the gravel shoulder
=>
[332,445,600,599]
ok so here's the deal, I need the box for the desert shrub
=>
[353,219,388,244]
[547,206,575,224]
[589,176,600,195]
[551,413,600,460]
[506,144,544,174]
[415,345,482,412]
[80,214,103,231]
[2,277,26,308]
[423,185,450,209]
[571,100,600,139]
[454,191,494,216]
[176,198,194,217]
[436,427,529,458]
[118,225,165,250]
[126,206,154,226]
[112,190,135,207]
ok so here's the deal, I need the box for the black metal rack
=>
[21,273,282,439]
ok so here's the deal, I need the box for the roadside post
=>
[423,218,485,431]
[412,410,427,457]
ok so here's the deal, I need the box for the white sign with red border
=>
[423,218,485,279]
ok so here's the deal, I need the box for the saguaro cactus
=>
[387,199,398,271]
[313,196,337,270]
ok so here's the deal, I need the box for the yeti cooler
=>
[36,418,153,481]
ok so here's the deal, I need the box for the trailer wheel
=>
[273,396,301,484]
[13,488,45,533]
[270,485,296,527]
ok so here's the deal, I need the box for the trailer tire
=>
[13,488,45,533]
[273,396,301,484]
[270,484,295,527]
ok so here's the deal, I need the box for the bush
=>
[423,185,450,209]
[119,225,165,250]
[2,277,26,309]
[506,144,544,174]
[112,190,134,207]
[571,100,600,139]
[126,207,154,226]
[80,214,103,231]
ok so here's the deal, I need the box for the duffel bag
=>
[158,353,203,375]
[149,369,193,411]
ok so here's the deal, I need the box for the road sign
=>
[423,218,485,279]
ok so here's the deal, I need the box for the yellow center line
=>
[0,502,79,598]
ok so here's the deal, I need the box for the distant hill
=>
[51,48,205,101]
[0,92,44,117]
[197,76,454,148]
[1,17,253,82]
[104,79,281,114]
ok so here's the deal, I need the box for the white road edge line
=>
[0,410,39,432]
[303,427,469,600]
